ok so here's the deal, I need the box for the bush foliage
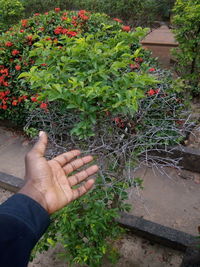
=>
[172,0,200,94]
[0,0,24,32]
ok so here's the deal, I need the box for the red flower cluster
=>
[5,42,13,47]
[34,13,40,16]
[55,8,60,12]
[12,49,20,56]
[40,102,48,110]
[130,57,143,72]
[135,57,143,63]
[26,35,33,41]
[21,19,28,28]
[149,68,156,72]
[147,89,160,96]
[0,90,10,110]
[113,117,125,128]
[54,26,77,37]
[78,10,89,21]
[62,16,68,21]
[15,65,21,71]
[0,67,9,87]
[113,18,123,23]
[130,63,140,70]
[122,26,131,32]
[0,90,27,110]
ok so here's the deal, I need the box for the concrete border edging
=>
[0,172,24,193]
[149,145,200,173]
[117,212,196,252]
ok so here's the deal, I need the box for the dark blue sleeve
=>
[0,193,50,267]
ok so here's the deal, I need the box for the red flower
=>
[135,57,143,63]
[40,103,48,109]
[149,68,156,72]
[20,29,25,33]
[12,100,18,106]
[147,89,159,96]
[31,96,38,102]
[34,13,40,16]
[26,35,33,41]
[3,82,9,87]
[21,19,28,27]
[5,42,13,47]
[54,26,63,35]
[67,31,77,37]
[122,26,131,32]
[62,16,68,21]
[15,65,21,71]
[44,12,48,15]
[12,49,20,56]
[78,10,87,16]
[130,63,140,70]
[63,12,68,16]
[62,28,68,34]
[38,27,45,31]
[113,117,122,124]
[55,8,60,12]
[113,18,123,23]
[41,63,47,67]
[2,105,7,110]
[72,16,78,20]
[5,90,10,95]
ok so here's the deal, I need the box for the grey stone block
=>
[0,172,24,193]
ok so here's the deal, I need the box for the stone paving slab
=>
[141,25,178,46]
[0,127,31,178]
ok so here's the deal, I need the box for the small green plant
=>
[31,177,131,266]
[172,0,200,94]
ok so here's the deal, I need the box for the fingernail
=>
[39,131,44,137]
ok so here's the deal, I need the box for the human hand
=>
[19,131,99,214]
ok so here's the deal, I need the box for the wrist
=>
[19,182,49,214]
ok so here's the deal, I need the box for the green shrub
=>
[20,26,155,138]
[172,0,200,94]
[0,9,190,266]
[0,0,24,32]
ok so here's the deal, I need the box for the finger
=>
[72,179,95,201]
[31,131,48,157]
[52,150,81,166]
[68,165,99,186]
[63,155,93,174]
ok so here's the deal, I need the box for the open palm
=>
[19,132,98,214]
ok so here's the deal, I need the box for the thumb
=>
[32,131,48,157]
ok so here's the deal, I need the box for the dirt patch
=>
[29,234,183,267]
